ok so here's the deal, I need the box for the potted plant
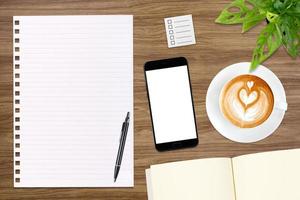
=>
[215,0,300,71]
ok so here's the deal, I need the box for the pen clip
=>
[120,122,125,142]
[119,112,129,142]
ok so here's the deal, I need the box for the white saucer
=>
[206,62,287,143]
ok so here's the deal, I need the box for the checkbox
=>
[168,25,173,29]
[169,30,174,34]
[170,35,174,40]
[171,41,175,45]
[167,19,172,24]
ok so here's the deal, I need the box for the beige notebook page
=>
[146,169,154,200]
[150,158,236,200]
[233,149,300,200]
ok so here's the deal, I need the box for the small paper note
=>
[164,14,196,48]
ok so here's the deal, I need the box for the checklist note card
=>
[164,15,196,48]
[13,15,133,187]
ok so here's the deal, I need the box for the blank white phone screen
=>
[146,65,197,144]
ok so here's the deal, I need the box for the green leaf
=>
[215,0,266,32]
[277,15,300,58]
[247,0,273,10]
[273,0,295,14]
[286,1,300,17]
[242,9,266,32]
[250,23,282,71]
[215,0,253,24]
[266,11,279,22]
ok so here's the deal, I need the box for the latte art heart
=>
[247,81,254,89]
[239,89,258,106]
[220,75,274,128]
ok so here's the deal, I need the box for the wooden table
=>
[0,0,299,199]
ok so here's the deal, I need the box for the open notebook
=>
[13,15,133,187]
[146,148,300,200]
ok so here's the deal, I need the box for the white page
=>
[233,149,300,200]
[13,15,133,187]
[148,158,235,200]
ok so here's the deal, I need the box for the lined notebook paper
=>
[13,15,133,187]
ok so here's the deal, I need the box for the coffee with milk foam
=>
[219,75,274,128]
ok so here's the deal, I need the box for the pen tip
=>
[114,178,116,182]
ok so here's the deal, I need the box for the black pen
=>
[114,112,130,182]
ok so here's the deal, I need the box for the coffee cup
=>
[219,74,287,128]
[206,62,287,143]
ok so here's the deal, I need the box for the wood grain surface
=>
[0,0,299,199]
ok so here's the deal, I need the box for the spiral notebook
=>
[13,15,133,187]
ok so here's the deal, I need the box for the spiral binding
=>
[14,19,21,184]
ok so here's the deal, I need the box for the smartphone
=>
[144,57,198,151]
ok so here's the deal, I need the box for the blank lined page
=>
[13,15,133,187]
